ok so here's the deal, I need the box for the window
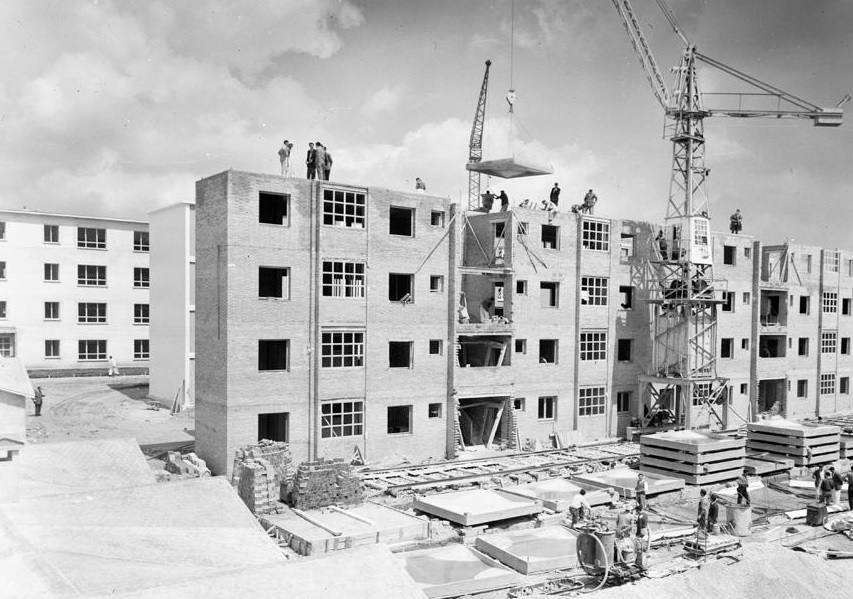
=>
[389,206,414,236]
[842,377,850,394]
[721,338,734,359]
[620,233,635,260]
[0,301,5,319]
[515,339,527,354]
[823,292,838,313]
[616,391,631,413]
[44,302,59,320]
[820,373,836,395]
[323,189,365,228]
[843,298,852,315]
[0,262,6,279]
[321,331,364,368]
[722,292,735,312]
[798,337,809,356]
[77,227,106,249]
[45,340,60,358]
[516,280,528,295]
[516,222,529,238]
[430,211,445,227]
[538,396,556,420]
[259,267,291,299]
[78,264,106,286]
[258,339,289,371]
[800,295,810,314]
[821,332,837,353]
[387,405,412,434]
[540,281,559,307]
[619,286,633,309]
[319,262,363,298]
[541,224,559,249]
[797,380,808,398]
[539,339,558,364]
[134,303,149,324]
[513,398,526,411]
[258,412,289,442]
[843,337,851,355]
[825,250,840,272]
[133,267,150,288]
[580,331,607,361]
[78,302,107,324]
[742,338,750,350]
[692,382,712,406]
[0,221,4,240]
[428,403,442,418]
[389,341,413,368]
[579,387,606,416]
[581,277,608,306]
[321,401,363,438]
[744,246,752,259]
[78,339,107,361]
[44,263,59,281]
[581,220,610,251]
[743,292,751,305]
[259,192,289,225]
[44,224,59,243]
[429,275,444,292]
[134,339,150,360]
[0,335,13,357]
[429,339,443,355]
[388,273,413,302]
[805,254,813,274]
[740,383,748,395]
[723,245,736,265]
[849,259,853,277]
[133,231,150,252]
[493,222,505,239]
[617,339,633,361]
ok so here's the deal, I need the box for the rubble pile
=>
[164,451,211,477]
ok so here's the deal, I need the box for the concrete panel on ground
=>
[413,489,543,526]
[500,477,612,512]
[262,502,429,556]
[11,438,155,500]
[402,543,522,599]
[474,525,579,574]
[573,468,684,498]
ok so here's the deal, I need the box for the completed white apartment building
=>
[0,209,150,374]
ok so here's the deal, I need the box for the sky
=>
[1,0,851,247]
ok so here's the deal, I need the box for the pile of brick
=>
[231,439,293,515]
[290,458,364,510]
[164,451,211,477]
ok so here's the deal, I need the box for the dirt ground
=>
[25,375,195,458]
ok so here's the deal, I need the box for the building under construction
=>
[193,169,853,476]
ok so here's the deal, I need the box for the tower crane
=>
[611,0,846,429]
[467,60,492,211]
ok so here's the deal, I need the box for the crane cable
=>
[508,0,516,154]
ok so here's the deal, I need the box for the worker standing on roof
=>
[306,143,316,179]
[581,189,597,214]
[314,142,327,181]
[415,177,426,192]
[550,183,561,206]
[482,190,495,212]
[730,209,743,234]
[498,190,509,212]
[278,140,293,176]
[635,473,648,510]
[33,386,44,417]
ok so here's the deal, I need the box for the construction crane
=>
[611,0,847,429]
[467,60,492,211]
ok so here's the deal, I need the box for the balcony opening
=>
[758,379,786,415]
[723,245,736,265]
[457,396,510,448]
[457,335,511,367]
[259,192,288,225]
[541,224,559,250]
[389,273,413,302]
[759,335,786,358]
[389,341,413,368]
[539,339,558,364]
[760,291,786,326]
[389,206,414,236]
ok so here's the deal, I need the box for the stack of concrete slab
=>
[639,430,746,485]
[747,419,840,466]
[475,526,579,574]
[413,488,543,526]
[500,477,611,512]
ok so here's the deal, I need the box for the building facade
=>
[0,209,150,374]
[149,202,196,408]
[193,170,853,475]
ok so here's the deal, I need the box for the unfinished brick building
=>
[194,170,853,476]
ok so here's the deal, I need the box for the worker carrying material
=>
[571,189,598,215]
[730,209,743,234]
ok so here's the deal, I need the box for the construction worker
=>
[729,209,743,234]
[830,466,844,506]
[314,142,327,181]
[707,494,720,532]
[33,386,44,417]
[820,471,835,506]
[582,189,598,214]
[635,507,649,539]
[736,471,750,506]
[813,464,825,501]
[306,142,316,179]
[615,504,634,539]
[569,489,591,526]
[656,230,668,259]
[482,190,495,212]
[549,182,561,206]
[697,489,710,532]
[278,140,293,176]
[415,177,426,192]
[635,473,648,510]
[108,355,119,377]
[845,468,853,511]
[498,190,509,212]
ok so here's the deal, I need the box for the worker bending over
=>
[568,489,591,526]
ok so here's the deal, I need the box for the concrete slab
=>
[500,477,612,512]
[466,157,553,179]
[9,438,156,501]
[413,488,543,526]
[747,418,841,438]
[640,464,742,485]
[641,430,745,454]
[573,468,685,498]
[475,526,579,574]
[639,454,745,475]
[262,502,429,555]
[402,543,522,599]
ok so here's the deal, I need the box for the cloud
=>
[363,85,404,118]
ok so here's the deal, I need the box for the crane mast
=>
[468,60,492,211]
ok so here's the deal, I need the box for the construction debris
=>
[164,451,211,477]
[231,439,294,514]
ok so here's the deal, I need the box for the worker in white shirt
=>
[569,489,591,526]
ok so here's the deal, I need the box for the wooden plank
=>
[486,406,504,449]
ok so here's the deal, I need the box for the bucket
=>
[806,503,828,527]
[727,504,751,536]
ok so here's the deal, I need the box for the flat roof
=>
[0,208,147,226]
[148,201,195,216]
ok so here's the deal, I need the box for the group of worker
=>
[277,140,334,181]
[814,464,853,508]
[480,183,599,216]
